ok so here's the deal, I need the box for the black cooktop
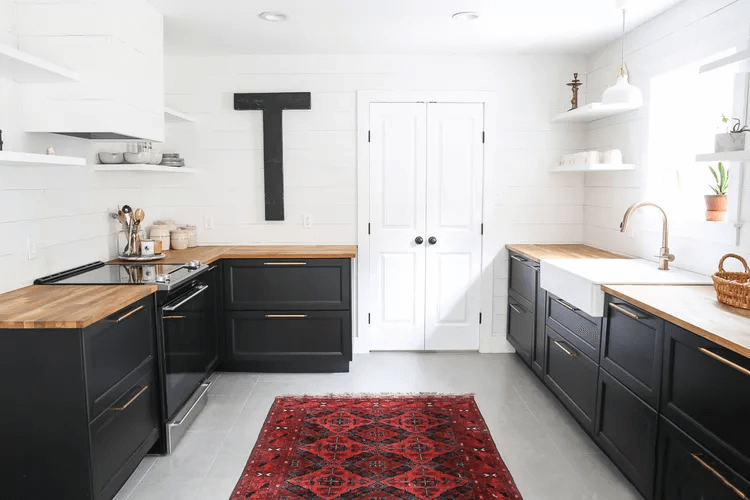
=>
[35,261,208,290]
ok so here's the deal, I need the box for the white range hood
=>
[15,0,165,142]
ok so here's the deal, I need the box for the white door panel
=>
[424,103,484,350]
[369,102,426,351]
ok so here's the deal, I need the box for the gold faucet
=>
[620,201,675,271]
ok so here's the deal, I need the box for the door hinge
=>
[368,223,371,235]
[368,313,371,324]
[479,312,482,324]
[481,223,484,235]
[482,131,485,143]
[368,130,371,142]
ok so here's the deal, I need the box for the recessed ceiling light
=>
[452,12,480,21]
[259,12,287,22]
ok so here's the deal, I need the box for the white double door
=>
[369,102,484,351]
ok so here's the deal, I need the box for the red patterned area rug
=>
[230,395,523,500]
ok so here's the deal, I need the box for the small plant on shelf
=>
[705,162,729,222]
[716,115,750,153]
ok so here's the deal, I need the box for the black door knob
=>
[415,236,424,245]
[428,236,437,245]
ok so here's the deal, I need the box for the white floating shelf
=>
[552,163,636,173]
[699,48,750,74]
[95,164,197,173]
[552,102,642,123]
[0,43,80,83]
[0,150,86,167]
[695,151,750,162]
[164,107,197,123]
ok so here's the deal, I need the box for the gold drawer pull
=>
[112,385,148,412]
[163,316,186,320]
[610,303,646,320]
[699,348,750,378]
[508,303,523,315]
[554,298,577,312]
[208,265,218,271]
[264,262,307,266]
[265,314,308,318]
[553,340,578,357]
[105,305,145,323]
[691,453,749,499]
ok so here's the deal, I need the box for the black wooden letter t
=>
[234,92,311,221]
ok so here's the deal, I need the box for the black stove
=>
[35,260,208,296]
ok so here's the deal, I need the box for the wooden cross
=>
[234,92,311,221]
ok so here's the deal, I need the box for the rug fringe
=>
[273,392,476,397]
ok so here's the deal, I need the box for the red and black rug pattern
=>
[231,395,523,500]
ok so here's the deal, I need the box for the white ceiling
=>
[149,0,686,55]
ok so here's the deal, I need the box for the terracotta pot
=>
[706,210,728,222]
[705,195,728,212]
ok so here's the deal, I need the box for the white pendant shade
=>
[601,74,643,107]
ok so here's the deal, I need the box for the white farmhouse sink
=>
[540,258,713,317]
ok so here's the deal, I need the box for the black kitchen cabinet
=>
[1,295,160,500]
[507,252,539,369]
[656,416,750,500]
[546,292,602,362]
[532,268,547,379]
[595,367,658,499]
[507,293,534,365]
[223,258,352,372]
[661,322,750,480]
[544,325,599,434]
[601,296,664,409]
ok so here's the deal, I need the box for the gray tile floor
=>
[114,352,643,500]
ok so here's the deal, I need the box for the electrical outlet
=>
[303,214,313,228]
[204,216,215,229]
[27,238,37,260]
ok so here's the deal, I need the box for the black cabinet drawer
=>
[661,323,750,479]
[507,293,534,365]
[544,325,599,434]
[90,370,159,497]
[656,416,750,500]
[84,296,156,419]
[509,252,537,305]
[224,259,350,311]
[595,368,658,499]
[601,296,664,409]
[226,311,351,372]
[546,293,601,362]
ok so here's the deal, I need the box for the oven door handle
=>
[163,284,209,311]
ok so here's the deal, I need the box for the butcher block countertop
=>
[0,285,157,329]
[505,244,630,262]
[603,284,750,359]
[108,245,357,265]
[2,245,357,329]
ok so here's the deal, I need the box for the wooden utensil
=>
[133,208,145,256]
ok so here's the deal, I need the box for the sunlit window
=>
[646,50,737,222]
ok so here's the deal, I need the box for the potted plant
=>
[706,162,729,222]
[715,114,750,153]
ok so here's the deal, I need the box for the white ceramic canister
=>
[181,225,198,248]
[603,149,624,164]
[170,229,190,250]
[150,225,171,251]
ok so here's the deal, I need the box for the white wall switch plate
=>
[204,216,214,229]
[303,214,313,228]
[27,238,37,260]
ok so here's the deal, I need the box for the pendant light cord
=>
[620,9,626,77]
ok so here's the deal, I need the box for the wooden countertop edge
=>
[108,245,357,264]
[505,244,631,262]
[602,285,750,359]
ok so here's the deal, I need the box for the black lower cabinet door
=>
[656,417,750,500]
[661,323,750,479]
[595,368,658,500]
[226,311,351,372]
[90,370,160,499]
[507,293,534,365]
[544,326,598,434]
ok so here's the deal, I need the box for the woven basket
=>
[712,254,750,310]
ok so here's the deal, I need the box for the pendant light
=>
[601,9,643,107]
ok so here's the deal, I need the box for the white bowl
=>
[98,152,124,164]
[149,152,163,164]
[124,152,150,164]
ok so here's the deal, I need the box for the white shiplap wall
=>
[163,54,587,351]
[581,0,750,275]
